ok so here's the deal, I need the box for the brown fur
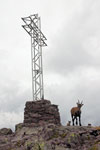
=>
[67,121,71,126]
[71,107,81,116]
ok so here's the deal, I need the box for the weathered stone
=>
[0,128,13,135]
[24,99,61,126]
[1,125,100,149]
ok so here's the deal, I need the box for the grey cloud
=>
[44,0,100,76]
[0,80,31,113]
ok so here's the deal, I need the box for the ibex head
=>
[76,99,84,108]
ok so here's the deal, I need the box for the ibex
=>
[71,100,84,126]
[67,121,71,126]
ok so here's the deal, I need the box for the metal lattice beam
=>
[22,14,47,100]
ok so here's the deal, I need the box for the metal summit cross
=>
[22,14,47,101]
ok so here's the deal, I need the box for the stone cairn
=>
[24,99,61,126]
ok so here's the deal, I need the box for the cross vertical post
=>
[22,14,47,100]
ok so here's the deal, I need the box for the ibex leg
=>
[76,117,78,125]
[79,116,81,126]
[71,115,74,126]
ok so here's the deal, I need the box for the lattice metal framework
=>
[22,14,47,100]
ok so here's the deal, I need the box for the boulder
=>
[0,128,13,135]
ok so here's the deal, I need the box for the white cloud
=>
[0,0,100,129]
[0,111,23,130]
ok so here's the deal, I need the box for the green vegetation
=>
[16,140,22,147]
[60,132,67,138]
[70,133,75,137]
[32,142,45,150]
[87,135,90,140]
[15,124,23,132]
[89,145,98,150]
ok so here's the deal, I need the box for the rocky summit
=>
[0,125,100,150]
[0,100,100,150]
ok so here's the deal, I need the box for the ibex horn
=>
[78,99,80,103]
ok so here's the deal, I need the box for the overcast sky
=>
[0,0,100,130]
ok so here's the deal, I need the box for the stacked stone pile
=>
[24,99,61,125]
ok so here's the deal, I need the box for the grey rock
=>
[24,99,61,126]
